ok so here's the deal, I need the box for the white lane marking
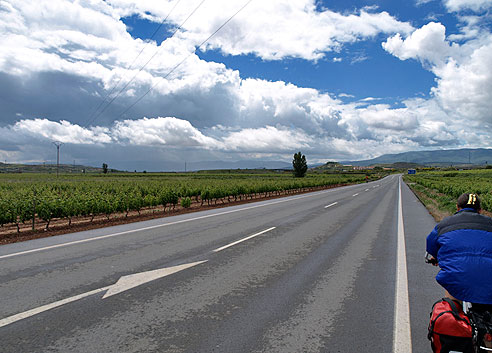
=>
[365,189,370,192]
[213,227,276,253]
[393,177,412,353]
[352,193,359,197]
[103,260,207,299]
[0,260,207,328]
[324,202,338,209]
[0,286,109,328]
[0,188,351,260]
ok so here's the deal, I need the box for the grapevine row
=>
[0,173,369,231]
[405,170,492,212]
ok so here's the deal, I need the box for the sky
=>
[1,0,492,171]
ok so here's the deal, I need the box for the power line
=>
[84,0,182,128]
[85,0,207,127]
[118,0,254,119]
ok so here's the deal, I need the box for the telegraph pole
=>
[52,142,63,177]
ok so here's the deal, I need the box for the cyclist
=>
[425,193,492,305]
[426,193,492,351]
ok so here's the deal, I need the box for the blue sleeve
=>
[426,226,440,258]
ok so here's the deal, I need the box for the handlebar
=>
[425,252,438,265]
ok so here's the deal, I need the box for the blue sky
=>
[1,0,492,171]
[122,2,440,100]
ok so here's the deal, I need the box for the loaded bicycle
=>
[426,254,492,353]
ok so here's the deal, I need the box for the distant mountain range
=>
[0,163,104,174]
[161,160,292,172]
[342,148,492,167]
[0,160,293,173]
[3,148,491,173]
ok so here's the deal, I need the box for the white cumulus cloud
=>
[382,22,455,67]
[432,39,492,124]
[4,118,312,155]
[222,126,311,153]
[13,119,112,144]
[112,117,223,148]
[0,0,491,168]
[444,0,492,12]
[383,19,492,126]
[109,0,414,61]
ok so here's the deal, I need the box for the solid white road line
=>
[324,202,338,208]
[0,261,207,328]
[213,227,276,253]
[393,177,412,353]
[0,188,353,260]
[0,286,110,328]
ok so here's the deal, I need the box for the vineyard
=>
[0,171,375,237]
[404,169,492,218]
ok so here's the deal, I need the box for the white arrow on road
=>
[0,260,207,328]
[103,261,207,299]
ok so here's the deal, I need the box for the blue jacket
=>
[426,208,492,304]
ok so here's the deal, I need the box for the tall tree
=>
[292,152,307,178]
[102,163,108,174]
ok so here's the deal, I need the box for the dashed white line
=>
[324,202,338,209]
[365,189,370,192]
[213,227,276,253]
[352,193,359,197]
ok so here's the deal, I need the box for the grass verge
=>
[404,180,492,222]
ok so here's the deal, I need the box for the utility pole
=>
[52,142,63,177]
[32,190,36,231]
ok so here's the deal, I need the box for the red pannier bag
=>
[428,298,473,353]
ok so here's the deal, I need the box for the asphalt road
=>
[0,175,441,352]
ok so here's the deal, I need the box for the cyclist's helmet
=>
[457,193,481,211]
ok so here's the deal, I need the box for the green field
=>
[404,169,492,215]
[0,171,378,232]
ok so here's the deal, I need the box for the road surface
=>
[0,175,441,352]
